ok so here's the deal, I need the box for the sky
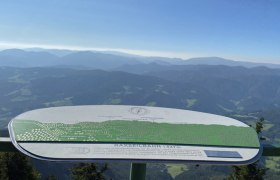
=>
[0,0,279,63]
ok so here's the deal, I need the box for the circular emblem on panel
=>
[129,107,150,116]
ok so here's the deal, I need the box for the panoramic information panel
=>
[9,105,261,164]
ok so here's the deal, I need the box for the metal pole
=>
[130,163,146,180]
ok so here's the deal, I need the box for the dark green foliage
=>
[256,117,265,135]
[71,163,108,180]
[0,153,8,179]
[146,164,173,180]
[229,164,267,180]
[229,118,268,180]
[174,164,230,180]
[101,162,130,179]
[0,152,40,180]
[45,175,57,180]
[32,161,74,180]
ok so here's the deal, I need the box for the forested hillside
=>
[1,64,280,179]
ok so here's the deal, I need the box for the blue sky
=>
[0,0,279,62]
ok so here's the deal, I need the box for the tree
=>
[229,117,268,180]
[71,163,108,180]
[45,175,57,180]
[0,153,8,179]
[0,152,40,180]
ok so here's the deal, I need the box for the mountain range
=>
[1,66,280,130]
[1,48,280,69]
[1,49,280,179]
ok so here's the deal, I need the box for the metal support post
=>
[130,163,147,180]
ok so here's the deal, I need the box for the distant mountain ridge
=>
[0,49,58,67]
[179,57,280,69]
[0,48,280,69]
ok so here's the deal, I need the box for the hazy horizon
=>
[1,44,280,65]
[0,0,279,63]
